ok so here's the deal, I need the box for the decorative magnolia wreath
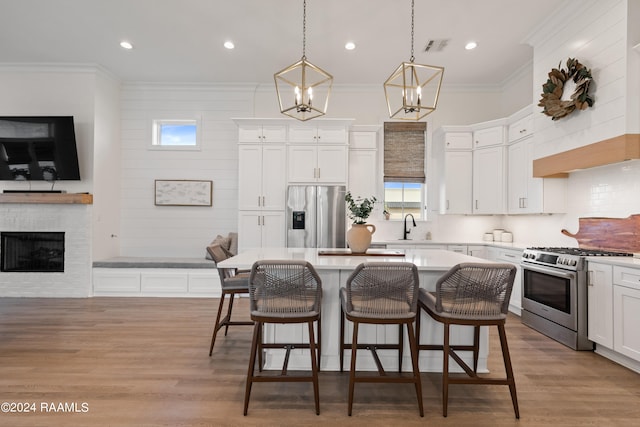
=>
[538,58,594,121]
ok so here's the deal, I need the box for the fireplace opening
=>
[1,232,65,272]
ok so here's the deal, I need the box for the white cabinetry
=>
[238,211,286,250]
[587,262,614,348]
[235,119,290,252]
[506,106,566,214]
[473,126,504,148]
[613,266,640,361]
[288,145,348,183]
[238,124,287,143]
[495,247,523,314]
[468,245,487,259]
[289,124,347,144]
[348,127,379,200]
[432,128,473,215]
[238,144,286,210]
[473,144,505,214]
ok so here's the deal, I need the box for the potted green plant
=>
[344,192,377,253]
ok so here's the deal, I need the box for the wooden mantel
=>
[533,134,640,178]
[0,193,93,204]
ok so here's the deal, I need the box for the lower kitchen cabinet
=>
[587,262,614,348]
[586,263,640,370]
[613,266,640,361]
[486,247,522,314]
[238,210,285,252]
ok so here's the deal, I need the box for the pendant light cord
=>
[410,0,415,62]
[302,0,307,60]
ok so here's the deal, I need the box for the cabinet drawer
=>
[495,249,522,263]
[614,266,640,291]
[508,115,532,142]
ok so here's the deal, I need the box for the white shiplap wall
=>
[528,0,630,159]
[119,84,256,258]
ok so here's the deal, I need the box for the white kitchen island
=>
[218,247,495,372]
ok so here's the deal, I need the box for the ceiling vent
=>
[424,39,449,53]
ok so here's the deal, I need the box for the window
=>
[151,119,200,150]
[383,122,426,220]
[384,182,424,220]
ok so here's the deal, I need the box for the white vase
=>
[346,223,376,254]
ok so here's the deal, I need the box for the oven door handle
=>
[521,263,576,280]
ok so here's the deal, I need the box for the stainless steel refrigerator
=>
[286,185,346,248]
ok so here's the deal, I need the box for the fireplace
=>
[1,232,65,272]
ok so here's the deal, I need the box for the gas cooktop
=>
[527,247,633,257]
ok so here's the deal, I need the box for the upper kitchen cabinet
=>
[432,127,473,214]
[288,144,348,183]
[473,122,505,148]
[473,144,505,214]
[506,106,566,214]
[348,126,380,201]
[287,119,352,184]
[238,144,286,211]
[289,121,350,144]
[236,122,287,143]
[472,119,506,214]
[508,113,533,143]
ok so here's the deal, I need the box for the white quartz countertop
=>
[374,240,528,251]
[585,256,640,268]
[217,247,492,271]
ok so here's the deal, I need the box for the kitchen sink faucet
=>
[403,213,417,240]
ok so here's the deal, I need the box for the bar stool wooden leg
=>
[348,321,359,416]
[498,323,520,419]
[224,294,235,336]
[209,293,227,356]
[443,322,450,418]
[406,322,424,417]
[398,323,404,372]
[473,325,480,373]
[244,321,261,416]
[308,320,320,415]
[339,310,345,372]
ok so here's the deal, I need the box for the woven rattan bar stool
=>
[415,262,519,418]
[207,244,253,356]
[243,260,322,416]
[339,262,423,417]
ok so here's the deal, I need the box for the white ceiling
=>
[0,0,563,86]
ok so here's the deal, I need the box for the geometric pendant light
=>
[274,0,333,121]
[383,0,444,120]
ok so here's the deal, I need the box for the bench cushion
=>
[93,257,216,269]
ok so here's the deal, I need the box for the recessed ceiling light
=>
[120,41,133,50]
[345,42,356,50]
[465,41,478,50]
[224,41,235,50]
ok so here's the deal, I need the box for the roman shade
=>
[383,122,427,182]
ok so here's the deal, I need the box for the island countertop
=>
[217,247,496,373]
[217,247,491,271]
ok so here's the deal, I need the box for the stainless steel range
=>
[520,247,632,350]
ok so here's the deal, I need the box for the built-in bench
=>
[92,257,221,297]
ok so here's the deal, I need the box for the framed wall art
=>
[154,180,213,206]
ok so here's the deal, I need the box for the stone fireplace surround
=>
[0,202,91,297]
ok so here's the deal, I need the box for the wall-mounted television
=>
[0,116,81,181]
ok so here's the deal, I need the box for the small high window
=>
[151,119,199,150]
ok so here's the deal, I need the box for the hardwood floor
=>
[1,297,639,426]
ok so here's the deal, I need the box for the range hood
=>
[533,134,640,178]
